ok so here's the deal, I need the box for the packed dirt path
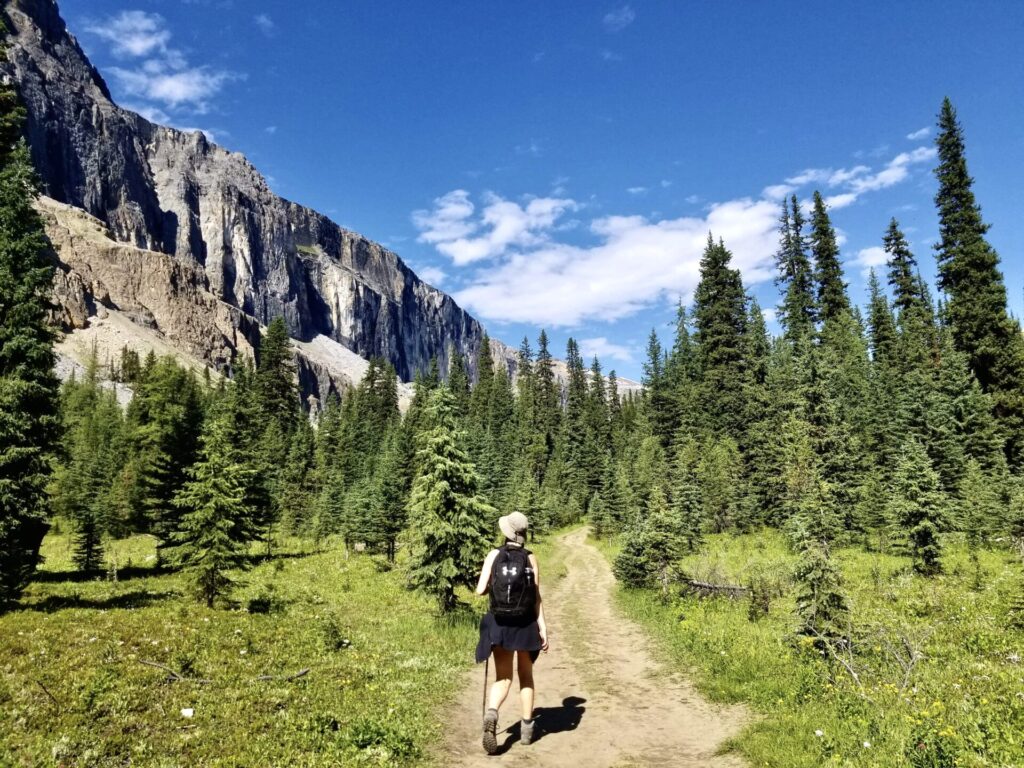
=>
[443,527,750,767]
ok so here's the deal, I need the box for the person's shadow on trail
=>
[496,697,587,753]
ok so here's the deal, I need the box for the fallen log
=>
[681,579,750,598]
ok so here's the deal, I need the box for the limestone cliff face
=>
[2,0,505,387]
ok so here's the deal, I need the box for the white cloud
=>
[580,337,635,363]
[123,102,171,124]
[603,5,636,32]
[906,127,930,140]
[431,192,778,326]
[824,192,858,209]
[85,11,238,113]
[685,194,701,204]
[254,14,275,36]
[265,125,277,134]
[853,246,888,275]
[601,49,624,62]
[412,190,478,245]
[414,136,934,328]
[660,179,672,188]
[416,266,447,287]
[763,183,796,201]
[414,193,577,266]
[761,307,778,324]
[110,64,234,110]
[85,11,171,58]
[626,186,647,195]
[780,147,936,209]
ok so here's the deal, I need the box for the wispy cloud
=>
[265,125,278,134]
[85,11,171,57]
[626,186,647,195]
[416,266,448,287]
[603,5,636,32]
[413,191,577,266]
[254,14,275,37]
[601,49,624,62]
[84,11,239,114]
[580,337,635,363]
[852,246,888,275]
[906,126,930,140]
[413,138,936,327]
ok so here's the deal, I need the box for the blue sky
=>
[64,0,1024,381]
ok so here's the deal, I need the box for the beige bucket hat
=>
[498,511,529,545]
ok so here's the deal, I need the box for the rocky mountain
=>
[1,0,640,404]
[0,0,520,402]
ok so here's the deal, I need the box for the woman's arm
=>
[475,549,499,596]
[529,553,549,651]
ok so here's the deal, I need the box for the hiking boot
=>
[482,708,499,754]
[520,718,535,745]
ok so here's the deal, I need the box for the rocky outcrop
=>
[2,0,505,388]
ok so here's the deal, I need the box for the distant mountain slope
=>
[1,0,503,396]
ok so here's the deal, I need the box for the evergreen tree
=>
[170,411,255,607]
[693,235,748,441]
[888,439,946,576]
[810,191,849,324]
[406,388,495,612]
[534,329,561,459]
[933,98,1024,464]
[256,317,298,435]
[562,338,591,509]
[884,218,923,317]
[794,538,848,640]
[775,195,817,342]
[0,77,61,606]
[698,437,741,533]
[670,436,704,551]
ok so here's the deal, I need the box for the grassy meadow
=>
[600,530,1024,767]
[0,527,480,767]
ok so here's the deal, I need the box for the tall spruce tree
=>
[256,317,299,435]
[170,410,256,607]
[406,387,494,612]
[693,235,748,442]
[0,75,61,606]
[933,98,1024,464]
[810,191,849,325]
[775,195,817,342]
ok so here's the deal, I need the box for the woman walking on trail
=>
[474,511,549,754]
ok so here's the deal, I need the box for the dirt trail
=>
[443,527,750,767]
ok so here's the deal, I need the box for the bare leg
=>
[488,647,514,711]
[516,651,535,720]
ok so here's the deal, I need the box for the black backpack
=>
[489,545,536,619]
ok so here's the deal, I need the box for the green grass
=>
[600,530,1024,768]
[0,529,478,767]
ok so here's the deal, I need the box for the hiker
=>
[474,511,549,754]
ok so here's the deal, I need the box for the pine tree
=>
[170,411,255,607]
[775,195,817,342]
[406,388,495,612]
[0,73,61,606]
[256,317,298,435]
[794,538,848,640]
[670,436,704,551]
[884,218,923,317]
[693,235,748,441]
[888,439,946,576]
[933,98,1024,465]
[810,191,849,324]
[867,269,898,367]
[562,338,591,509]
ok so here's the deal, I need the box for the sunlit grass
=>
[1,529,478,766]
[604,530,1024,767]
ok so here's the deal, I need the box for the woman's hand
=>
[540,629,550,653]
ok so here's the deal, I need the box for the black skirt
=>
[475,612,542,663]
